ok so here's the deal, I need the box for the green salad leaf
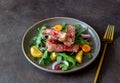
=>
[38,48,51,65]
[30,25,47,49]
[57,55,62,63]
[61,22,67,32]
[36,25,47,48]
[73,24,80,28]
[76,28,87,37]
[75,28,92,45]
[58,53,76,68]
[60,64,69,71]
[75,37,92,45]
[84,53,92,59]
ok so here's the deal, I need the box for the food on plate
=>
[82,44,91,53]
[42,29,67,42]
[46,41,79,52]
[54,24,63,31]
[52,61,69,70]
[30,23,93,71]
[63,25,75,47]
[30,46,43,58]
[75,50,83,63]
[50,52,58,61]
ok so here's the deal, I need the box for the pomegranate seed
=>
[51,40,56,44]
[55,65,61,70]
[63,45,69,49]
[53,31,58,36]
[69,33,73,38]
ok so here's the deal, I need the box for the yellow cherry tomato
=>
[75,50,83,63]
[50,52,57,61]
[54,24,63,31]
[30,46,43,58]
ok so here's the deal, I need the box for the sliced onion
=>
[81,34,91,39]
[52,61,69,70]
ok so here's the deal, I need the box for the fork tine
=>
[103,25,114,43]
[108,25,114,43]
[103,25,110,40]
[111,25,114,41]
[108,25,112,40]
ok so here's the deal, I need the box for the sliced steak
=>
[42,29,67,42]
[46,42,79,52]
[47,35,57,41]
[64,25,75,47]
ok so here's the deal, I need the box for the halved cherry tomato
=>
[75,50,83,63]
[82,44,91,53]
[54,24,63,31]
[30,46,43,58]
[50,52,57,61]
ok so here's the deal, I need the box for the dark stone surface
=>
[0,0,120,83]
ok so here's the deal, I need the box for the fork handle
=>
[94,43,108,83]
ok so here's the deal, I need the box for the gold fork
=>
[94,25,115,83]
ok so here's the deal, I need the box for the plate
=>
[22,17,101,74]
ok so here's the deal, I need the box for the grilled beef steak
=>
[46,42,79,52]
[43,25,76,52]
[42,29,67,42]
[63,25,75,47]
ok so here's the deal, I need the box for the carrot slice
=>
[82,44,91,53]
[54,24,63,31]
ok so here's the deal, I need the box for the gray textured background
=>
[0,0,120,83]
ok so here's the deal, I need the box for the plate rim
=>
[22,17,101,74]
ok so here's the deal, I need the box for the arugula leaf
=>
[38,46,46,51]
[60,64,69,71]
[36,25,47,47]
[84,53,92,59]
[62,22,66,27]
[42,57,51,65]
[58,53,76,68]
[75,28,92,45]
[36,33,42,47]
[73,24,80,28]
[30,25,47,49]
[39,48,51,65]
[76,28,87,37]
[75,37,92,45]
[29,36,37,47]
[37,24,47,32]
[61,22,67,32]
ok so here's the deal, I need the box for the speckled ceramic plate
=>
[22,17,101,74]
